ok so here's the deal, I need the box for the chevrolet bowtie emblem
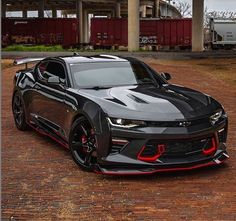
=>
[179,121,191,127]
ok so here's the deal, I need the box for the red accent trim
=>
[137,144,166,162]
[95,161,224,176]
[27,123,69,149]
[202,137,217,156]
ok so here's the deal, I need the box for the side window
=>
[46,61,66,80]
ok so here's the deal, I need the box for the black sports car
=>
[12,54,229,175]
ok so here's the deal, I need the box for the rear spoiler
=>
[13,57,45,69]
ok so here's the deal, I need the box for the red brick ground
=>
[2,60,236,220]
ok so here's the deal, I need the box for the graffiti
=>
[139,36,157,45]
[2,33,64,46]
[11,35,36,44]
[37,33,63,44]
[14,21,28,25]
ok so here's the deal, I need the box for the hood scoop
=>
[105,97,126,106]
[127,93,148,104]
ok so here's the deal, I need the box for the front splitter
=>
[94,151,229,175]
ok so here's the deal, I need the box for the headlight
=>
[107,117,147,128]
[210,110,223,125]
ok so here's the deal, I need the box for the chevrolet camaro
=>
[12,54,229,175]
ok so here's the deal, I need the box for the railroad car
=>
[2,18,79,47]
[90,18,192,49]
[209,18,236,49]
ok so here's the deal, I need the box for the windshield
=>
[70,61,157,88]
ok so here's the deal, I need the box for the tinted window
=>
[46,62,66,80]
[70,61,156,88]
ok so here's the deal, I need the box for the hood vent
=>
[127,94,148,104]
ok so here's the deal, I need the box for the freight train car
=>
[2,17,192,49]
[2,18,79,47]
[90,18,192,49]
[209,18,236,49]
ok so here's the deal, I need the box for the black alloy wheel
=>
[12,91,28,131]
[69,117,97,171]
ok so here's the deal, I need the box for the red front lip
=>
[94,158,227,176]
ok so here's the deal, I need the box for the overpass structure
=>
[1,0,204,52]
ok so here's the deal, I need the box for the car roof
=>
[59,54,137,64]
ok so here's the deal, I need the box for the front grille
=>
[147,137,214,158]
[147,117,210,128]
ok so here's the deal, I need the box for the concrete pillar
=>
[38,0,44,18]
[76,0,83,44]
[83,9,89,43]
[2,2,6,18]
[128,0,140,51]
[52,8,57,18]
[192,0,204,51]
[22,9,27,18]
[111,9,115,18]
[154,0,160,17]
[116,2,121,18]
[141,5,146,18]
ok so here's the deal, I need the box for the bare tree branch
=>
[175,1,192,17]
[204,8,236,28]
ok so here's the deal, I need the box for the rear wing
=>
[13,57,45,69]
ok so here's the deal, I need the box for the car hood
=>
[78,84,222,121]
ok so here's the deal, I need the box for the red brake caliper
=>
[81,135,87,152]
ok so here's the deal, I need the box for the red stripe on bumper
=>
[95,160,225,176]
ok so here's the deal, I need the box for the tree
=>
[204,7,236,28]
[175,1,192,17]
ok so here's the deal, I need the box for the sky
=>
[179,0,236,12]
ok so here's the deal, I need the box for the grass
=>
[2,44,121,52]
[2,45,65,52]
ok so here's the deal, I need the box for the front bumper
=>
[95,118,229,175]
[95,148,229,175]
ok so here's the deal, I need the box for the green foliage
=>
[2,44,121,52]
[3,45,65,52]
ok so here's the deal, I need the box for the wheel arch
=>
[12,89,22,110]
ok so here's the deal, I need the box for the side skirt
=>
[27,121,69,149]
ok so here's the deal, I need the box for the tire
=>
[69,117,97,171]
[12,91,28,131]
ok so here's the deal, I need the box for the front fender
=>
[65,90,111,159]
[75,101,111,159]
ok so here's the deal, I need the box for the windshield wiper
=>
[84,86,112,90]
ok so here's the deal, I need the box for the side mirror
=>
[161,72,172,81]
[47,76,60,84]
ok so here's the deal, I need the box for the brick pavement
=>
[2,60,236,220]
